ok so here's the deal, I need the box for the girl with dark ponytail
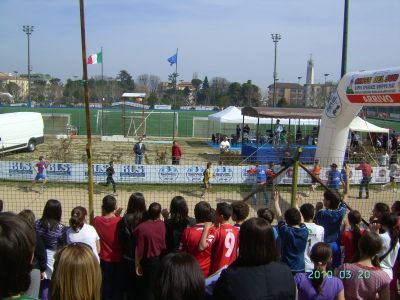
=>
[372,212,400,295]
[295,242,344,300]
[66,206,100,261]
[340,232,390,299]
[340,210,365,263]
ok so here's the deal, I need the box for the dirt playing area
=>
[1,135,398,224]
[0,135,221,164]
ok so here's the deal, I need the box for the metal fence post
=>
[291,147,302,208]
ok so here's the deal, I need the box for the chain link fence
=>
[1,152,398,225]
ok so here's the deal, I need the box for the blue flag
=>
[167,54,177,66]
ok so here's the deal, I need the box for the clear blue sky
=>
[0,0,399,89]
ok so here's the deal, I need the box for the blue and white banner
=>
[0,161,395,185]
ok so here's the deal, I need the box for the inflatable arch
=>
[316,67,400,166]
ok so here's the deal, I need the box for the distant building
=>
[176,81,194,91]
[304,82,337,108]
[0,72,29,101]
[267,82,304,106]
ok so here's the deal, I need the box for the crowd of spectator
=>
[1,190,400,300]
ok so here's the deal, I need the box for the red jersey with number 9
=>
[211,223,239,273]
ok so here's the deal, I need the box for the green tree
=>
[240,80,261,107]
[191,78,202,104]
[146,91,159,108]
[277,97,288,107]
[7,82,20,102]
[228,82,241,106]
[117,70,134,91]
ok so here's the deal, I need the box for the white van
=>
[0,112,44,153]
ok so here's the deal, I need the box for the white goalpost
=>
[97,110,179,138]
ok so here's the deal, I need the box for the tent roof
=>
[208,106,271,124]
[208,106,320,125]
[242,107,323,119]
[349,116,389,134]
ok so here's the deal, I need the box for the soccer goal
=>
[42,113,71,135]
[97,110,178,137]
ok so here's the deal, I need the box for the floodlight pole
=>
[271,33,281,107]
[23,25,34,108]
[79,0,95,223]
[341,0,349,78]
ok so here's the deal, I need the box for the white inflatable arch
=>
[316,67,400,166]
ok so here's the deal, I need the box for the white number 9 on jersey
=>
[224,232,236,258]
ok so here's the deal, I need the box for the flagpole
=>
[172,48,178,140]
[101,46,104,137]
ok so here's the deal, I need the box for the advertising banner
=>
[0,161,395,185]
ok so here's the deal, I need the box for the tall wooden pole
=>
[79,0,95,223]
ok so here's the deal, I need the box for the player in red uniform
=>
[179,201,216,277]
[210,202,239,273]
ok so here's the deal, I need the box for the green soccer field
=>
[1,106,399,138]
[0,106,212,137]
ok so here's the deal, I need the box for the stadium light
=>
[271,33,281,107]
[22,25,34,108]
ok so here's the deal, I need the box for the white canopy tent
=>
[349,116,389,134]
[208,106,320,125]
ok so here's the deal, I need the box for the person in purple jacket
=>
[295,242,344,300]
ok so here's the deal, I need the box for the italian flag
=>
[87,51,102,64]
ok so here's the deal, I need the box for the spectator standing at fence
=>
[299,203,324,272]
[355,159,373,199]
[295,128,303,144]
[35,199,67,300]
[117,192,147,300]
[0,199,3,212]
[295,242,344,300]
[93,195,123,300]
[314,191,347,268]
[155,252,205,300]
[231,201,249,227]
[210,202,239,273]
[370,202,390,225]
[165,196,195,253]
[67,206,100,261]
[31,156,48,192]
[213,217,296,300]
[337,232,390,300]
[274,192,308,274]
[171,141,182,165]
[51,243,102,300]
[18,210,47,299]
[371,214,400,284]
[327,163,341,192]
[134,202,166,300]
[201,162,212,198]
[0,212,37,300]
[133,137,146,164]
[179,201,216,277]
[340,210,365,263]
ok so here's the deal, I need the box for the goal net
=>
[42,113,71,135]
[96,110,178,137]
